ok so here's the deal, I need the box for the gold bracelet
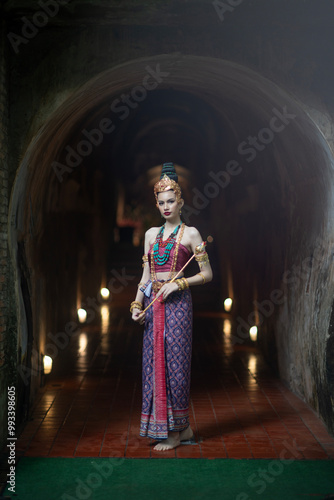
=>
[137,282,145,288]
[182,277,189,289]
[130,301,143,313]
[175,279,183,291]
[175,278,189,291]
[197,272,206,284]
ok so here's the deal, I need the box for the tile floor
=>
[16,299,334,460]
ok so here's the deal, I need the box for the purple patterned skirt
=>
[140,285,193,439]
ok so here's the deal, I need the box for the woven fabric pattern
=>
[140,288,193,439]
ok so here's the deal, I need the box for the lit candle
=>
[224,298,233,312]
[249,326,258,342]
[100,288,110,299]
[43,355,53,375]
[77,308,87,323]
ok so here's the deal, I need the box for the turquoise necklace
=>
[153,224,181,266]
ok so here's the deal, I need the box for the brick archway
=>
[8,54,334,432]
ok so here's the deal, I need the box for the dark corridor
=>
[3,1,334,497]
[10,54,334,449]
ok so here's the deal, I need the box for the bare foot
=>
[180,425,194,442]
[154,431,180,451]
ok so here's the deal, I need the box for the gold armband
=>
[142,254,149,268]
[130,301,143,313]
[195,251,209,269]
[197,272,206,284]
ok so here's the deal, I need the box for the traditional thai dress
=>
[140,224,193,439]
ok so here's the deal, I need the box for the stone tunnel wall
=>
[2,0,334,445]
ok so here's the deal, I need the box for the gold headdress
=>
[154,163,182,203]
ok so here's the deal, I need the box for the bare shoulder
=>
[182,225,203,251]
[144,226,160,250]
[145,226,160,238]
[184,225,201,239]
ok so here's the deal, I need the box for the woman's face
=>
[157,190,179,220]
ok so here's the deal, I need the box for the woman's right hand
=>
[132,308,145,325]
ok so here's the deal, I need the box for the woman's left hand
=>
[156,282,179,301]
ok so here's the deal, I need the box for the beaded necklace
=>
[153,223,181,266]
[150,223,185,287]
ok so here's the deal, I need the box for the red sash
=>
[153,293,167,426]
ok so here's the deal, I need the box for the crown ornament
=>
[154,163,182,203]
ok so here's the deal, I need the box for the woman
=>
[131,163,213,451]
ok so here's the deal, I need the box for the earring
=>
[179,209,182,215]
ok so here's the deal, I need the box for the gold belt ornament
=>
[152,281,166,293]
